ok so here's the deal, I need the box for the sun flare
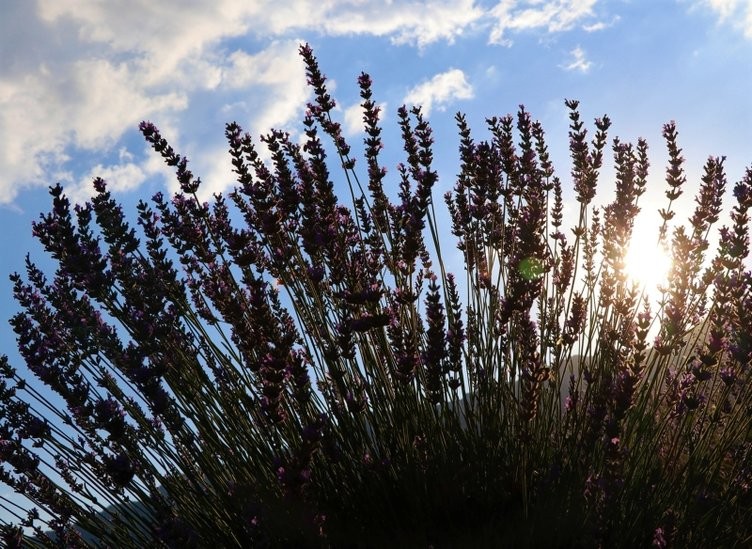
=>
[624,221,672,299]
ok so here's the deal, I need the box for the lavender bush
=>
[1,45,751,547]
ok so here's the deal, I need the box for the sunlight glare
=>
[624,221,672,301]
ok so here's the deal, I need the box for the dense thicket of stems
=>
[1,45,751,547]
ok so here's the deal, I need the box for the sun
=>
[623,219,672,300]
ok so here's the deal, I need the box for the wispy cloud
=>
[703,0,740,20]
[691,0,752,38]
[561,46,593,73]
[488,0,599,45]
[403,69,474,116]
[583,14,620,32]
[295,0,485,49]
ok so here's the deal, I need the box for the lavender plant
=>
[1,44,751,547]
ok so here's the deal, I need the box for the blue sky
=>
[1,0,752,375]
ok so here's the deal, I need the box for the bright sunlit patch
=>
[624,221,672,301]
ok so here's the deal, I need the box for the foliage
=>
[1,44,752,547]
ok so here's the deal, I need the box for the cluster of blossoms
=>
[1,44,751,547]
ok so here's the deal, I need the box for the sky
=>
[1,1,752,394]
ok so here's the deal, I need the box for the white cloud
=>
[187,146,238,202]
[224,43,302,90]
[704,0,741,20]
[0,0,610,204]
[344,103,366,137]
[0,2,307,203]
[238,43,310,134]
[0,55,187,204]
[583,14,620,32]
[489,0,598,45]
[582,21,606,31]
[221,40,310,137]
[36,0,484,65]
[692,0,752,38]
[71,60,189,150]
[562,46,593,73]
[403,69,474,116]
[343,100,388,136]
[254,0,485,49]
[68,160,147,206]
[36,0,251,88]
[2,0,487,203]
